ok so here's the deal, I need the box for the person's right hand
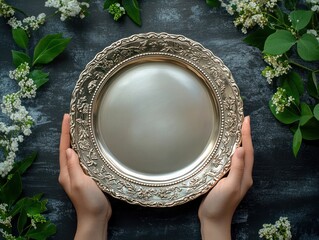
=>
[59,114,112,240]
[198,116,254,240]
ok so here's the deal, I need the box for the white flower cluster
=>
[45,0,90,21]
[108,3,126,21]
[219,0,278,34]
[262,54,292,84]
[0,0,14,18]
[28,213,46,230]
[9,62,30,80]
[307,0,319,12]
[0,203,15,240]
[0,203,12,228]
[7,13,46,31]
[0,62,36,178]
[271,87,295,114]
[9,62,37,98]
[259,217,292,240]
[0,229,16,240]
[1,0,46,31]
[2,93,34,134]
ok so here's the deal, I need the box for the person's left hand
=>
[198,116,254,240]
[59,114,112,240]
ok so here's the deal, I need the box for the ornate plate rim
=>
[70,32,243,207]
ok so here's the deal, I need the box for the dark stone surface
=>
[1,0,319,239]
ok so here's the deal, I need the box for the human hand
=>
[198,116,254,240]
[59,114,112,240]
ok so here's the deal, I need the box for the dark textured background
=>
[1,0,319,239]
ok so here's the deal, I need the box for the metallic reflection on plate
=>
[70,32,243,207]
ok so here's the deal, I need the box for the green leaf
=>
[9,195,46,217]
[0,172,22,205]
[103,0,118,9]
[293,127,302,157]
[12,28,29,49]
[12,152,37,175]
[26,222,56,240]
[269,99,300,124]
[264,30,296,55]
[307,72,319,99]
[16,236,25,240]
[289,72,304,95]
[300,102,313,126]
[206,0,221,8]
[25,200,47,215]
[12,50,31,67]
[243,27,275,51]
[297,34,319,61]
[122,0,141,26]
[299,118,319,140]
[32,193,44,201]
[289,10,313,31]
[29,70,49,89]
[314,104,319,121]
[9,198,25,217]
[18,209,28,235]
[23,197,47,216]
[282,80,299,105]
[281,72,303,105]
[33,33,71,66]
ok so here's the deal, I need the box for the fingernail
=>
[66,148,73,160]
[63,113,71,124]
[244,115,250,124]
[236,147,245,159]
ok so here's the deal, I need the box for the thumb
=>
[228,147,245,186]
[66,148,84,184]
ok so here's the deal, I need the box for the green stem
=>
[284,104,300,119]
[46,11,59,20]
[12,7,28,17]
[291,100,300,113]
[266,13,290,29]
[289,60,316,72]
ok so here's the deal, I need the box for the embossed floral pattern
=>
[70,33,243,207]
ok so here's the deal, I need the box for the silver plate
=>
[70,32,243,207]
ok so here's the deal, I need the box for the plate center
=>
[96,61,217,177]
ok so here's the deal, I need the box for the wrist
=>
[75,215,109,240]
[199,217,232,240]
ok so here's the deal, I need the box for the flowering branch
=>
[208,0,319,157]
[1,1,71,239]
[0,62,36,177]
[0,30,70,178]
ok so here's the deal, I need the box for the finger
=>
[241,116,254,184]
[66,148,85,185]
[59,114,71,173]
[227,147,245,187]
